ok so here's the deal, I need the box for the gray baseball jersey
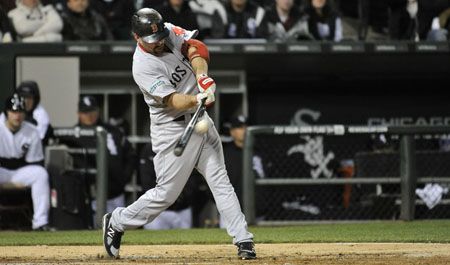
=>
[132,23,199,124]
[110,23,253,245]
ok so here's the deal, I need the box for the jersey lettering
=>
[169,65,187,87]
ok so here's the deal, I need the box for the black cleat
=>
[102,213,123,258]
[236,241,256,260]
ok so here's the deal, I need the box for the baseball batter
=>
[0,93,50,230]
[103,8,255,260]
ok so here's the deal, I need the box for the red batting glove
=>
[197,74,216,94]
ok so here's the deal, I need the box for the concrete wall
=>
[16,57,79,127]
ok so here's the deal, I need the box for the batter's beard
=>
[152,44,167,56]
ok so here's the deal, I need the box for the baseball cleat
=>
[102,213,123,259]
[236,241,256,260]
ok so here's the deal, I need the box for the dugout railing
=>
[243,125,450,225]
[46,127,108,228]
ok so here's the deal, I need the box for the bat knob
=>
[174,146,183,157]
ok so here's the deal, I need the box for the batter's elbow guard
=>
[186,39,210,64]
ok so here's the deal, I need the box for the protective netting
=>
[251,133,450,222]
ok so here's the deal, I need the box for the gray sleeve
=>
[134,68,176,104]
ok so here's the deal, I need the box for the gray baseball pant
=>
[110,114,253,244]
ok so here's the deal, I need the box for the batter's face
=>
[6,111,25,131]
[78,110,99,126]
[23,96,34,112]
[135,34,167,56]
[67,0,89,14]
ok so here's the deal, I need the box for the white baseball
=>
[195,118,209,134]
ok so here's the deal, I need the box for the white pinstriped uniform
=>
[110,23,253,244]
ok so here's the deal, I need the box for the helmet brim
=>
[141,28,170,44]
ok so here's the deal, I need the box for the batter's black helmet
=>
[131,8,169,43]
[4,93,26,115]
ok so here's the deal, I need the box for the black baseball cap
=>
[16,81,39,97]
[230,115,248,128]
[4,93,26,113]
[78,95,99,112]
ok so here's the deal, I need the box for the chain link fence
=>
[243,125,450,224]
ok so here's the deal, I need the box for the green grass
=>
[0,220,449,246]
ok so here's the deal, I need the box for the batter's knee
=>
[148,185,182,206]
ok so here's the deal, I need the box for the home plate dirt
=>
[1,243,450,264]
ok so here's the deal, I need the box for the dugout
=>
[1,41,450,223]
[1,41,450,133]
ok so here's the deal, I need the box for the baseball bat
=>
[173,98,206,157]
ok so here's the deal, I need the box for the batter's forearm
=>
[187,45,209,78]
[166,93,197,110]
[191,56,209,78]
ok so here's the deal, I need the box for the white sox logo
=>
[21,143,30,154]
[288,108,335,179]
[287,136,335,179]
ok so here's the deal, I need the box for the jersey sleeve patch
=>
[148,80,165,94]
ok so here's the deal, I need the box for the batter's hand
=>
[197,74,216,94]
[196,90,215,106]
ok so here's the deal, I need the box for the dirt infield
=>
[1,243,450,264]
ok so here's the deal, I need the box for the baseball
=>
[195,118,209,134]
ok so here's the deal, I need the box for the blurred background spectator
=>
[0,5,14,42]
[265,0,311,42]
[418,0,449,40]
[15,81,53,146]
[427,5,450,41]
[211,0,268,39]
[188,0,227,39]
[90,0,135,40]
[304,0,343,41]
[387,0,419,40]
[153,0,199,37]
[60,0,113,41]
[8,0,63,42]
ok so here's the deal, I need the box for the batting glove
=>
[197,74,216,94]
[196,90,215,106]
